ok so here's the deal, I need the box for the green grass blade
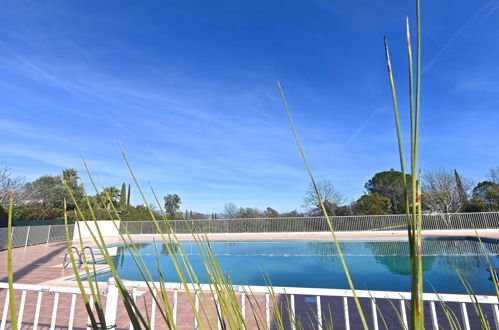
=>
[277,81,368,329]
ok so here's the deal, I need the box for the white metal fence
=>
[0,224,74,250]
[121,212,499,235]
[1,281,498,329]
[2,212,499,251]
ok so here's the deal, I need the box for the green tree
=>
[127,184,131,206]
[237,207,262,218]
[264,207,279,218]
[365,170,412,214]
[62,168,79,186]
[280,210,304,217]
[454,169,469,206]
[163,194,181,218]
[335,205,354,216]
[27,169,84,210]
[469,181,499,211]
[354,193,391,215]
[100,186,120,210]
[119,182,127,209]
[190,212,207,219]
[0,205,7,226]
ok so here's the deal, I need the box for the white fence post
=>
[105,279,119,328]
[47,225,52,243]
[25,226,30,247]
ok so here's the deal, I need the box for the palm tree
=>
[62,168,79,187]
[101,186,120,210]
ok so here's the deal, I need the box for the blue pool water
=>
[95,239,499,293]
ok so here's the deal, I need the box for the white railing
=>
[122,212,499,235]
[1,281,498,329]
[2,212,499,251]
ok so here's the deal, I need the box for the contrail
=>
[423,0,499,73]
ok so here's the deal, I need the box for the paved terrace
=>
[1,230,499,329]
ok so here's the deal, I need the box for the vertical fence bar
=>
[316,296,322,329]
[194,290,199,329]
[371,298,378,330]
[18,289,27,328]
[343,297,350,330]
[492,304,499,330]
[430,301,438,330]
[400,299,408,329]
[68,293,77,330]
[215,294,222,330]
[105,280,119,329]
[173,289,178,326]
[241,292,246,326]
[33,291,43,330]
[265,293,270,330]
[460,303,470,330]
[50,292,59,330]
[0,289,9,330]
[129,287,137,330]
[150,288,157,330]
[290,294,295,330]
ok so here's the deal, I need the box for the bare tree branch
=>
[0,167,36,207]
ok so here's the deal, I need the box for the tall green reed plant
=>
[383,0,424,327]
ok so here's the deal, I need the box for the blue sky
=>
[1,0,498,214]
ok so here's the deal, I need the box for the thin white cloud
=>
[423,0,499,73]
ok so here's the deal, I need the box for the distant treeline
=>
[0,166,498,224]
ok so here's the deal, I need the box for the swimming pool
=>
[95,238,499,293]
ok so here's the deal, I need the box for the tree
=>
[0,205,7,226]
[0,167,36,208]
[364,170,412,214]
[27,170,84,210]
[354,193,391,215]
[303,180,344,216]
[422,168,473,215]
[469,181,499,211]
[62,168,79,185]
[127,184,131,206]
[488,166,499,184]
[101,186,120,210]
[223,202,239,218]
[164,194,181,218]
[119,183,127,209]
[190,212,207,220]
[280,210,304,217]
[263,207,279,218]
[335,205,354,216]
[454,170,469,206]
[237,207,262,218]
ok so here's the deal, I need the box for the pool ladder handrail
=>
[62,246,98,269]
[62,247,82,269]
